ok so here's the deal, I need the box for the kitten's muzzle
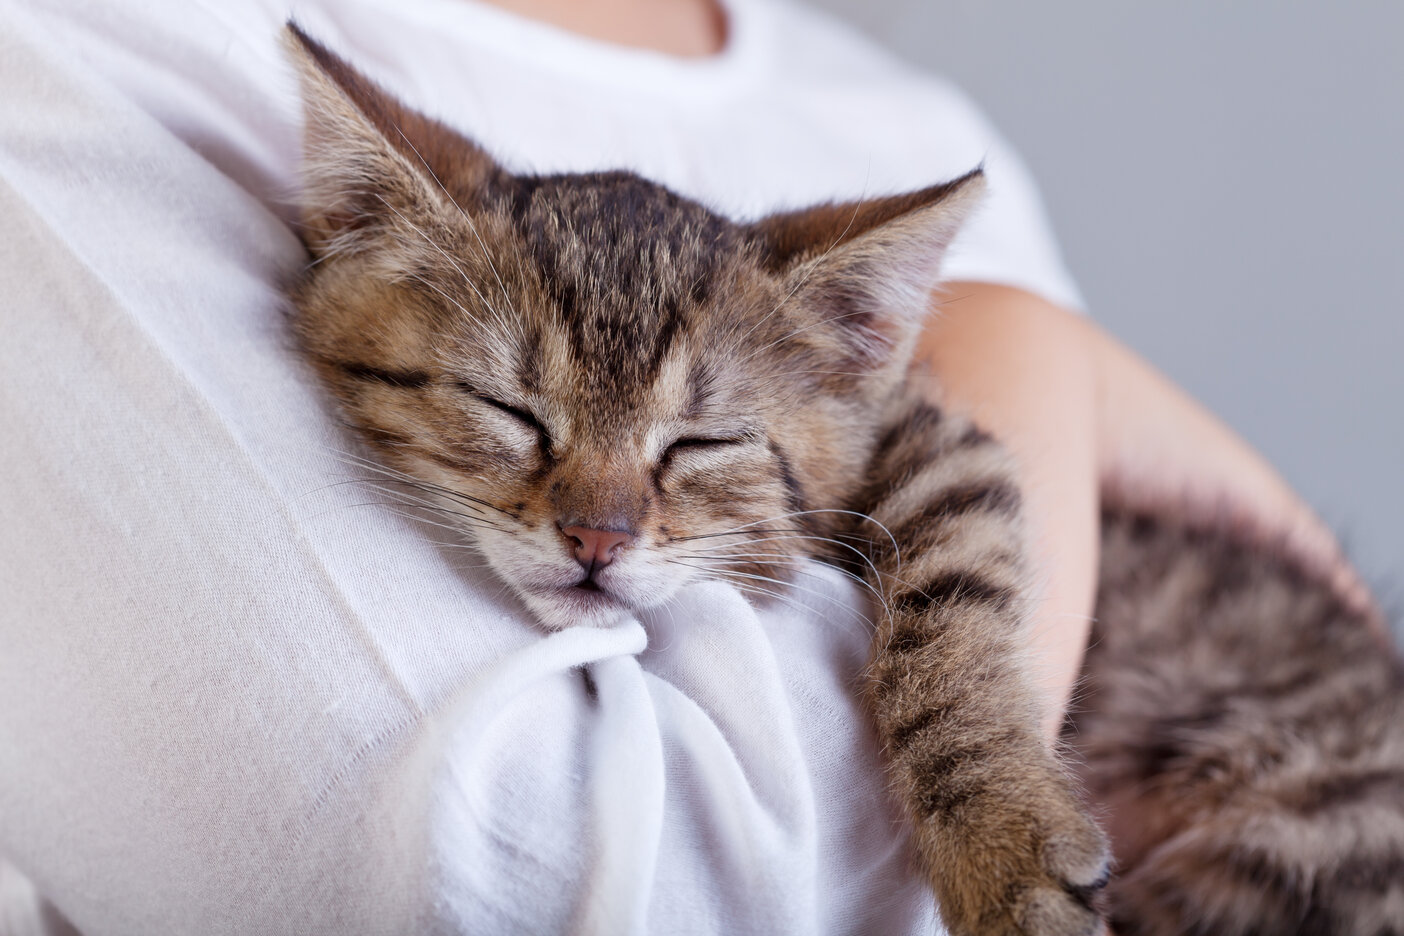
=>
[559,524,635,580]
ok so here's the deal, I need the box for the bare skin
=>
[480,0,726,57]
[473,0,1375,733]
[925,285,1376,738]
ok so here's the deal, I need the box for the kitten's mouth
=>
[547,581,633,625]
[564,581,619,607]
[516,571,651,628]
[530,579,624,609]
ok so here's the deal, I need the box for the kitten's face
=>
[287,25,982,629]
[297,173,870,629]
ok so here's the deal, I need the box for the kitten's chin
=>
[518,585,641,631]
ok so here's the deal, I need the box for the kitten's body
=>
[286,26,1404,935]
[1079,510,1404,934]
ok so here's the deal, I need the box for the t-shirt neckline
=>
[363,0,770,95]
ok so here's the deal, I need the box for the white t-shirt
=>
[0,1,1080,934]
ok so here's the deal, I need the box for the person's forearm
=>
[913,282,1381,744]
[1089,320,1379,626]
[913,283,1099,738]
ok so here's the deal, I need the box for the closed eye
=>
[662,435,750,464]
[480,396,546,434]
[452,380,550,440]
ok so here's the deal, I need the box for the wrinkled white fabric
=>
[0,0,1080,933]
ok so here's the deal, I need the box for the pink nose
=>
[560,525,635,573]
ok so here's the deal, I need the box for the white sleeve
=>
[0,2,939,934]
[932,87,1087,313]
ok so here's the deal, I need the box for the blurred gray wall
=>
[807,0,1404,600]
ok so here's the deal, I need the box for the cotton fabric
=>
[0,0,1080,932]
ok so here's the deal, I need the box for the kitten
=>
[285,25,1404,936]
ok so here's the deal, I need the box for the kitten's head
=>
[286,25,984,629]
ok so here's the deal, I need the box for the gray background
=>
[809,0,1404,606]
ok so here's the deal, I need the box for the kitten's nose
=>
[560,525,635,575]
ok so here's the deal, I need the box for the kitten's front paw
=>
[924,760,1109,936]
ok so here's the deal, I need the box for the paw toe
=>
[1042,815,1111,889]
[1017,888,1103,936]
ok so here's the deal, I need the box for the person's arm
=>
[1088,311,1376,624]
[915,282,1376,739]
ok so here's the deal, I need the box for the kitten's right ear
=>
[283,22,506,258]
[747,170,986,374]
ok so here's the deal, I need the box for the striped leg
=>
[856,401,1109,936]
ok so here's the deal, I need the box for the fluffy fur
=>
[1073,508,1404,934]
[285,24,1404,935]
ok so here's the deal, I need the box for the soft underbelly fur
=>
[1072,508,1404,934]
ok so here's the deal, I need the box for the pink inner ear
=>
[780,190,984,376]
[751,171,985,376]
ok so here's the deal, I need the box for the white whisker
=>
[374,195,518,340]
[729,187,868,354]
[391,126,519,321]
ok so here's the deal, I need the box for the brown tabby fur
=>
[1074,508,1404,934]
[285,25,1404,935]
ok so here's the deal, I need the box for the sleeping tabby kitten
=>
[285,25,1404,936]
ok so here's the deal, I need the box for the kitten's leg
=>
[855,401,1109,936]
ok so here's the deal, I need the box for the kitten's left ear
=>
[284,22,508,258]
[749,169,986,369]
